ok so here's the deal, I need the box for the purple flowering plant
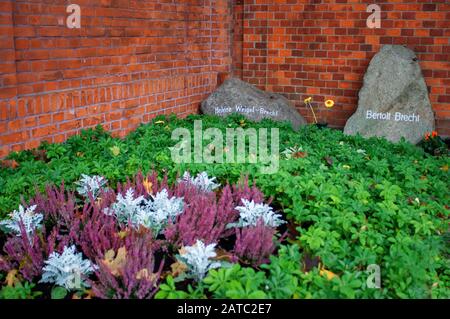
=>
[0,171,285,299]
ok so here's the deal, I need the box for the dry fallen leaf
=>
[178,246,187,256]
[6,269,20,287]
[102,247,127,276]
[319,267,337,281]
[170,261,188,278]
[136,268,159,283]
[117,230,128,239]
[215,248,233,262]
[72,289,94,299]
[1,160,19,169]
[293,151,308,159]
[84,290,94,299]
[143,178,153,194]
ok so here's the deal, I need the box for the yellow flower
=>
[325,99,335,108]
[304,97,312,104]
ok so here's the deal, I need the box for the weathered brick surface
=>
[234,0,450,135]
[0,0,232,157]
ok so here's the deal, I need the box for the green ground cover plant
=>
[0,114,448,299]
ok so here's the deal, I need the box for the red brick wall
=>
[0,0,232,157]
[231,0,244,78]
[234,0,450,135]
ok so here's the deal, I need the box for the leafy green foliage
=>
[0,281,42,299]
[50,286,68,299]
[155,276,203,299]
[1,114,448,299]
[203,264,267,299]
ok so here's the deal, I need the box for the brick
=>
[1,1,450,158]
[32,125,56,138]
[1,131,28,144]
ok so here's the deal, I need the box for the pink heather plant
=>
[165,178,271,247]
[172,176,204,203]
[118,171,168,198]
[91,230,163,299]
[0,170,282,298]
[72,191,122,261]
[232,176,267,205]
[165,184,238,246]
[28,183,77,230]
[233,219,276,267]
[164,192,218,246]
[1,222,67,281]
[216,184,240,238]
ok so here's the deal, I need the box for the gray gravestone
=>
[344,45,435,144]
[201,78,306,130]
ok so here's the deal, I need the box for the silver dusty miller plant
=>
[0,205,43,238]
[179,171,220,192]
[228,199,285,228]
[177,240,221,282]
[104,188,183,235]
[75,174,107,199]
[104,188,146,225]
[139,188,184,235]
[40,245,96,290]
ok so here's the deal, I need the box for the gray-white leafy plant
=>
[228,199,285,228]
[104,188,184,235]
[356,149,367,155]
[177,240,221,281]
[139,188,184,234]
[104,188,147,225]
[40,245,96,290]
[0,205,43,238]
[75,174,107,199]
[179,171,220,192]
